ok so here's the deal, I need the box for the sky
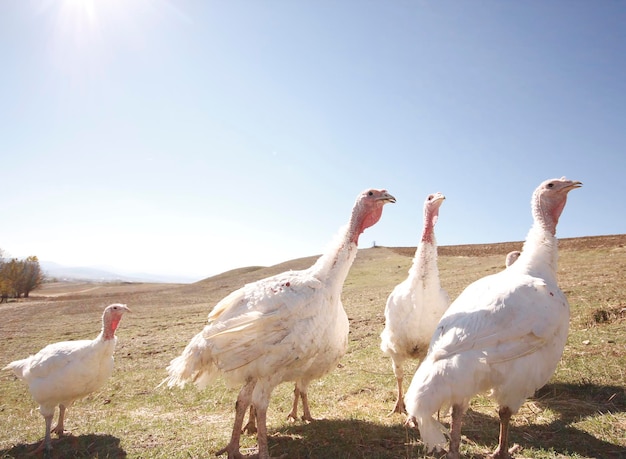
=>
[1,1,625,282]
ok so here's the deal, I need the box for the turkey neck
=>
[517,200,562,281]
[310,227,358,296]
[407,208,440,286]
[308,195,381,293]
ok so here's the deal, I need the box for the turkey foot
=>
[286,408,315,423]
[491,443,521,459]
[387,373,407,416]
[215,445,287,459]
[388,397,406,416]
[215,442,248,459]
[51,426,71,437]
[287,388,315,423]
[51,404,68,437]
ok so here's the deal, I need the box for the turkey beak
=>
[379,192,396,204]
[122,305,132,313]
[566,181,583,192]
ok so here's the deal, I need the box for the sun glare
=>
[39,0,141,83]
[57,0,108,44]
[62,0,97,20]
[34,0,188,90]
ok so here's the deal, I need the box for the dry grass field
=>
[1,234,625,459]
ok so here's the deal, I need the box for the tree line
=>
[0,249,44,303]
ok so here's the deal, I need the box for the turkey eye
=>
[547,183,554,188]
[428,195,433,201]
[368,191,374,196]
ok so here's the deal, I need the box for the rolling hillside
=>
[1,234,624,458]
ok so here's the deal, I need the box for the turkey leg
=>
[447,403,464,459]
[30,413,53,455]
[287,385,315,422]
[216,379,255,458]
[391,362,406,415]
[492,406,513,459]
[286,386,300,421]
[51,404,68,436]
[299,390,314,422]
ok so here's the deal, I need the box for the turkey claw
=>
[404,415,418,428]
[241,420,257,435]
[51,427,70,437]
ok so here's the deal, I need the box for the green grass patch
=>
[1,237,624,458]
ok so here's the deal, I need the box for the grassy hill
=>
[1,235,624,458]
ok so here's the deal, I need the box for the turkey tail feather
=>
[416,415,448,452]
[404,356,450,452]
[2,359,28,379]
[161,332,217,389]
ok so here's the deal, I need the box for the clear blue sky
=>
[1,1,624,281]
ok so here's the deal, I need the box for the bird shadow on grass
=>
[459,382,626,459]
[0,433,126,459]
[261,382,626,459]
[266,417,422,459]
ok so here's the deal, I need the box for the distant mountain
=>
[40,261,197,284]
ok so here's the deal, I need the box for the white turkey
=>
[404,177,581,459]
[162,188,396,459]
[380,191,449,414]
[3,303,130,454]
